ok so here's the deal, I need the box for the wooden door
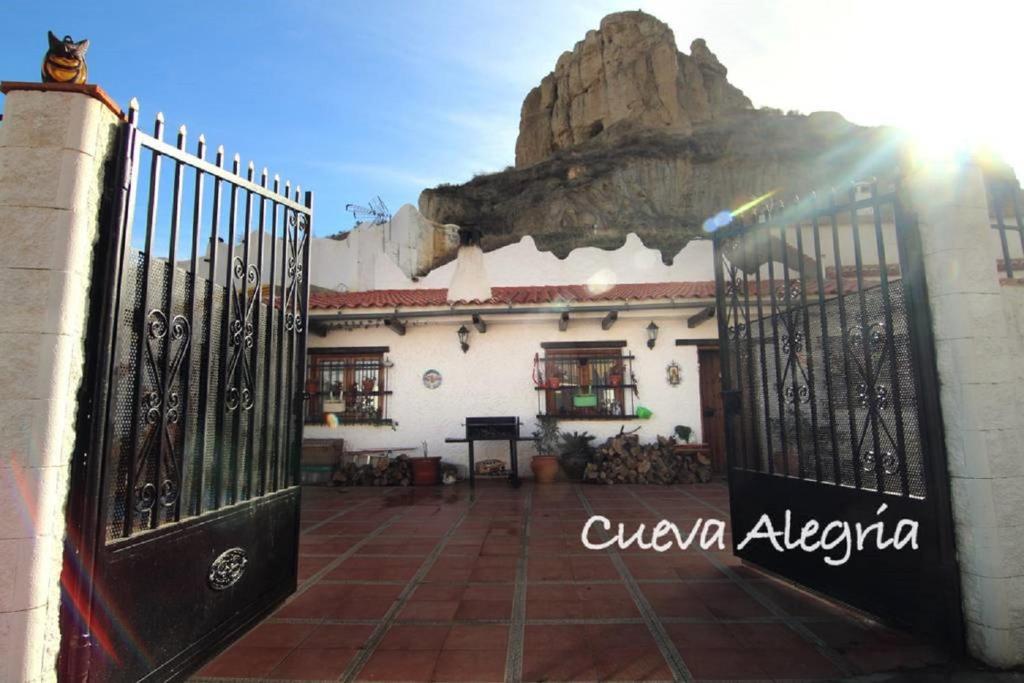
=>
[698,348,726,473]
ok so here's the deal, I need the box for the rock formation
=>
[416,11,958,260]
[516,12,751,168]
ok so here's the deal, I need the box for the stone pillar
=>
[0,83,120,682]
[906,160,1024,666]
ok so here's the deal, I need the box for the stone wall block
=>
[0,606,46,682]
[0,397,70,471]
[966,624,1024,669]
[0,268,91,337]
[0,206,98,276]
[981,428,1024,479]
[930,292,1007,341]
[0,332,79,402]
[0,536,51,613]
[936,337,1016,387]
[951,477,998,529]
[0,465,61,539]
[0,93,105,158]
[991,477,1024,528]
[0,147,94,212]
[925,246,1003,297]
[958,382,1020,432]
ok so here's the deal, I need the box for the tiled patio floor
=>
[193,481,949,682]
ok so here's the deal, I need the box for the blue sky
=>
[3,1,1019,237]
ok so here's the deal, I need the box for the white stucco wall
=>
[185,204,458,292]
[420,233,717,288]
[304,311,718,478]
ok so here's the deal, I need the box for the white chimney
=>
[446,227,492,303]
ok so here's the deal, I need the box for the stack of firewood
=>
[583,433,712,485]
[333,455,412,487]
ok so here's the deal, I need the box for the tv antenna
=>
[345,196,391,225]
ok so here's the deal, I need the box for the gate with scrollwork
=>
[60,102,312,681]
[712,184,962,648]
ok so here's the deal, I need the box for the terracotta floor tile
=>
[594,646,673,681]
[268,647,359,680]
[462,583,514,601]
[522,648,599,682]
[432,649,506,682]
[584,623,656,649]
[356,648,439,681]
[443,624,509,651]
[300,624,377,649]
[331,598,396,620]
[235,621,318,648]
[398,599,461,621]
[525,598,583,619]
[665,622,738,650]
[409,582,466,602]
[197,645,292,678]
[578,597,641,619]
[523,624,589,652]
[378,624,451,650]
[455,598,513,620]
[675,646,768,680]
[569,555,619,580]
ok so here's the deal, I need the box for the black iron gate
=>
[712,184,962,647]
[60,102,312,681]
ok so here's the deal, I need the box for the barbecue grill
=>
[446,416,530,487]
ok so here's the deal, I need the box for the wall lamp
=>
[646,321,659,349]
[457,325,470,353]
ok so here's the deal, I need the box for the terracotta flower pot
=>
[608,374,622,387]
[548,377,562,389]
[411,456,442,486]
[531,455,559,484]
[361,377,376,393]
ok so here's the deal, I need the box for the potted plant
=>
[558,430,595,480]
[674,425,693,444]
[607,361,625,387]
[530,416,561,483]
[361,376,376,393]
[547,367,565,389]
[411,441,442,486]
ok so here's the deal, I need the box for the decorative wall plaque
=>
[422,369,442,389]
[208,547,248,591]
[666,361,682,386]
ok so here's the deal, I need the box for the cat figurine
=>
[42,31,89,84]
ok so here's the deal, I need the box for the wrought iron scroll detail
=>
[848,321,899,472]
[226,257,260,412]
[133,310,191,511]
[284,212,309,334]
[208,547,248,590]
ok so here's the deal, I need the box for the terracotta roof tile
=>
[268,278,872,311]
[306,282,721,310]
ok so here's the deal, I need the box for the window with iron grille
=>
[536,342,636,419]
[306,347,392,425]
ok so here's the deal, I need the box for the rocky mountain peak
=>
[514,11,751,168]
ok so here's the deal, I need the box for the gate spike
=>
[215,145,225,167]
[127,97,139,125]
[246,161,255,181]
[176,124,187,149]
[196,134,206,160]
[231,153,241,175]
[260,167,269,187]
[154,112,164,140]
